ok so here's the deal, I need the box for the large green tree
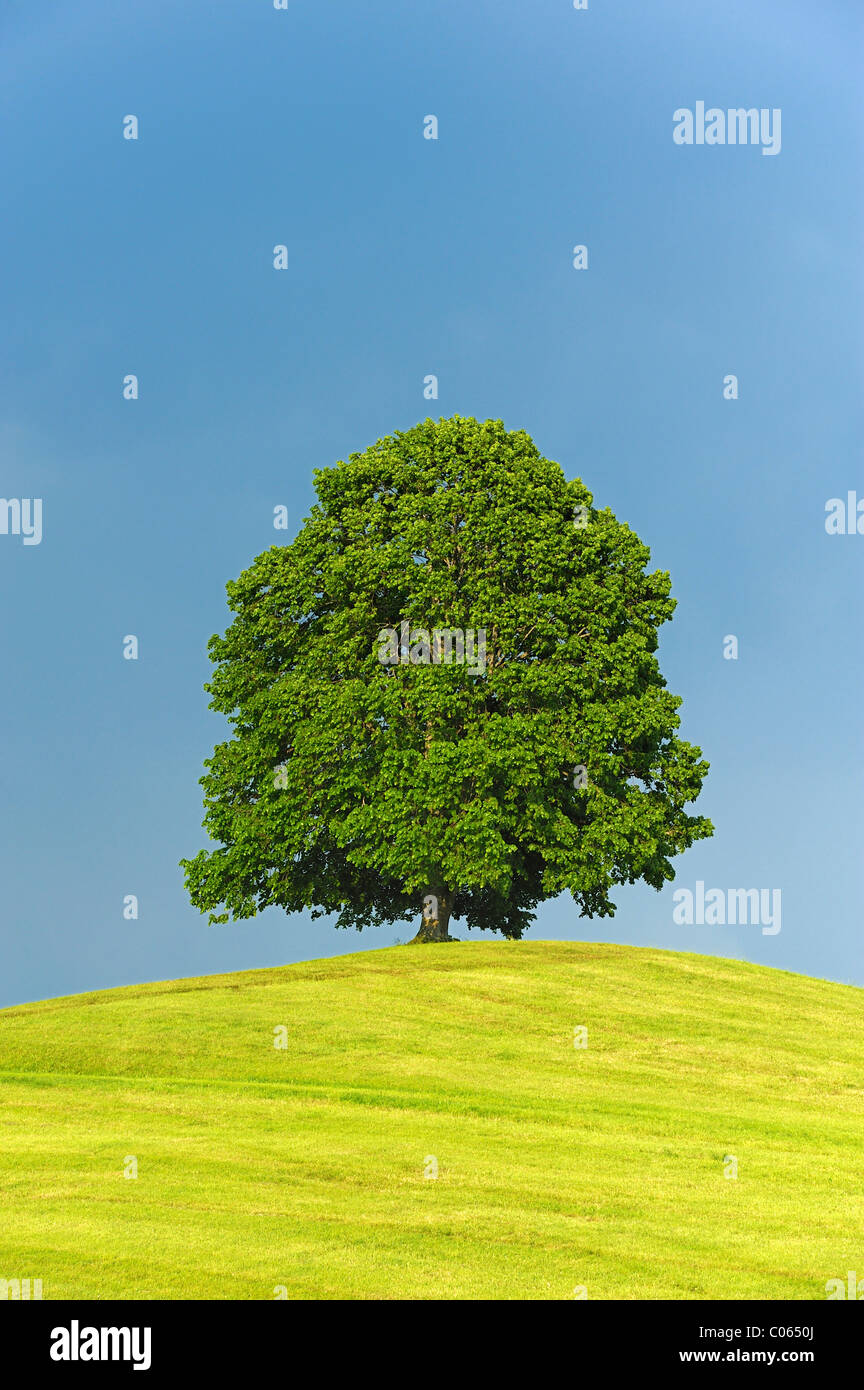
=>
[182,416,711,942]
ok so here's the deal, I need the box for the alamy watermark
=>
[50,1323,152,1370]
[673,104,781,156]
[826,1271,863,1300]
[825,493,864,534]
[377,623,487,677]
[0,498,42,545]
[672,881,781,935]
[1,1277,42,1300]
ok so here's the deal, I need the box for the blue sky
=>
[1,0,861,1006]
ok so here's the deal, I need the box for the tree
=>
[181,416,712,942]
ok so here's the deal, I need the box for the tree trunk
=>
[410,888,458,943]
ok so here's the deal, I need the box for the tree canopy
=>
[181,416,711,940]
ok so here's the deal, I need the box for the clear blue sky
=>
[1,0,861,1007]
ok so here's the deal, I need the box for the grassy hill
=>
[0,940,861,1300]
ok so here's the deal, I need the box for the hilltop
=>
[0,941,860,1300]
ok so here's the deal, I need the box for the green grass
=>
[0,940,861,1300]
